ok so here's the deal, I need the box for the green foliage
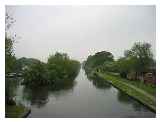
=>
[23,61,48,86]
[84,51,114,74]
[23,52,80,86]
[115,42,155,79]
[5,37,16,73]
[114,57,138,78]
[6,105,28,118]
[14,57,41,73]
[102,42,154,78]
[5,12,17,105]
[5,12,17,73]
[47,52,80,84]
[96,72,156,111]
[124,42,154,73]
[84,42,155,83]
[103,61,119,73]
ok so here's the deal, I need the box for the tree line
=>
[5,13,80,106]
[83,42,155,82]
[22,53,80,86]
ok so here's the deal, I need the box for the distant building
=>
[126,66,156,84]
[144,66,156,84]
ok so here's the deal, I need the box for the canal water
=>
[13,68,155,117]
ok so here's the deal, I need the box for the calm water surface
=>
[14,68,155,117]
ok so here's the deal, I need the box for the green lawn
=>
[96,72,156,112]
[6,105,28,118]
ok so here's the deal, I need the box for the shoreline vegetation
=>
[5,53,80,118]
[5,11,156,117]
[5,105,31,118]
[83,42,156,113]
[22,53,80,87]
[5,14,80,118]
[94,71,156,112]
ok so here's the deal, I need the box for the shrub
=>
[23,61,48,86]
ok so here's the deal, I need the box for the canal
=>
[13,68,155,117]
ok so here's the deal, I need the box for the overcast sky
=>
[6,6,156,62]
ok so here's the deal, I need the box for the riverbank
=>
[6,105,31,118]
[95,72,156,112]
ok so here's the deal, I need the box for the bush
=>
[84,51,114,74]
[23,52,80,86]
[47,53,80,84]
[23,61,48,86]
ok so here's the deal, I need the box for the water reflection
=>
[9,69,155,117]
[21,80,76,108]
[85,71,151,113]
[117,91,144,111]
[85,72,111,89]
[49,80,76,91]
[22,86,49,108]
[91,77,111,89]
[49,81,76,99]
[117,91,132,104]
[6,78,21,99]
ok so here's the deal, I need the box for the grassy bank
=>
[108,72,156,96]
[95,72,156,112]
[6,105,30,118]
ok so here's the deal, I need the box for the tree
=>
[14,57,41,73]
[23,61,48,86]
[47,52,80,83]
[5,37,16,73]
[115,57,138,78]
[84,51,114,74]
[5,12,16,73]
[22,52,80,87]
[124,42,154,78]
[103,60,119,73]
[5,12,17,105]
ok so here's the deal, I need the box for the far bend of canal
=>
[12,68,155,117]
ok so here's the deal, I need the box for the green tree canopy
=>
[47,52,80,83]
[84,51,114,73]
[124,42,154,73]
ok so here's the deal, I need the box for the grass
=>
[108,72,156,96]
[95,72,156,112]
[6,105,28,118]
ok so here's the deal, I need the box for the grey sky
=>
[6,6,156,62]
